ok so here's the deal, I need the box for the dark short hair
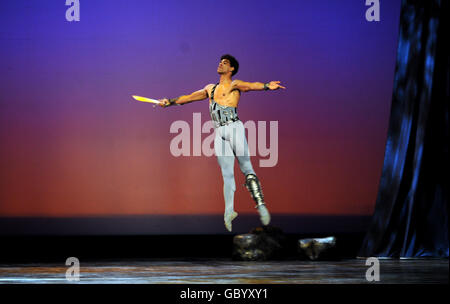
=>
[220,54,239,76]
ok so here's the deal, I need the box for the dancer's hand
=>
[158,98,170,107]
[267,81,286,90]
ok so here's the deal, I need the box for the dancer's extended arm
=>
[232,80,286,92]
[159,84,213,107]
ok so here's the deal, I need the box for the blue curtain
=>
[359,0,449,258]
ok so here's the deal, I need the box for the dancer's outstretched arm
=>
[158,84,213,107]
[232,80,286,92]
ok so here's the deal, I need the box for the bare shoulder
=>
[204,83,215,91]
[231,79,243,86]
[231,79,244,92]
[203,83,215,97]
[204,83,215,90]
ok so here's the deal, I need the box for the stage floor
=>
[0,258,447,284]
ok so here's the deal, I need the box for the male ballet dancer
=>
[158,54,286,231]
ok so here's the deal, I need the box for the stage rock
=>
[297,236,337,261]
[232,226,287,261]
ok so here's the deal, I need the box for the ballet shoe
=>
[257,204,271,226]
[224,211,238,232]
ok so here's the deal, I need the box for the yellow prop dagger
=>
[132,95,162,105]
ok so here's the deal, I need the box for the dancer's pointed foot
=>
[224,211,238,232]
[257,204,271,226]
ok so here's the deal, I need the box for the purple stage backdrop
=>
[0,0,401,234]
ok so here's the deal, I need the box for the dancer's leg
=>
[229,121,255,176]
[214,126,238,231]
[229,121,271,225]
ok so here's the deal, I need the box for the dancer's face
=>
[217,58,234,75]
